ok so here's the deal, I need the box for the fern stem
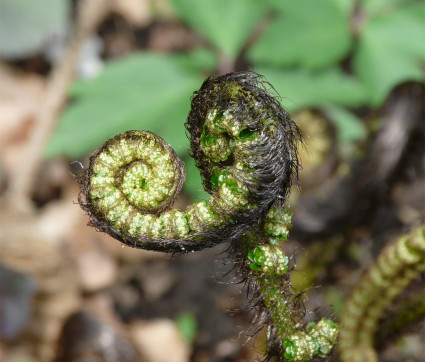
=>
[78,71,339,360]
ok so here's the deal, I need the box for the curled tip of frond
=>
[79,71,302,253]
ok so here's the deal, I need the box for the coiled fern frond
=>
[79,72,299,252]
[340,223,425,361]
[78,71,339,361]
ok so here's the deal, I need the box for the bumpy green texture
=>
[89,131,187,236]
[89,128,248,240]
[282,318,339,361]
[79,72,302,252]
[308,318,339,358]
[248,245,288,274]
[339,224,425,362]
[264,207,292,245]
[78,72,339,360]
[242,208,338,361]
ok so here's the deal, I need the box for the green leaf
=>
[354,3,425,106]
[324,106,366,144]
[249,263,261,271]
[256,66,368,113]
[0,0,69,59]
[250,0,352,70]
[265,0,356,15]
[330,0,356,15]
[174,48,217,72]
[172,0,266,58]
[46,53,203,158]
[176,312,198,343]
[183,157,208,201]
[361,0,411,15]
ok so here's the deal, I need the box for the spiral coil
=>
[79,72,300,253]
[78,71,339,361]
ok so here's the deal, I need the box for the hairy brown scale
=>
[78,72,301,253]
[78,71,340,361]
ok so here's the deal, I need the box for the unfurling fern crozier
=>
[78,71,339,361]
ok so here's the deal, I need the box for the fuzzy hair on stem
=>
[77,71,339,361]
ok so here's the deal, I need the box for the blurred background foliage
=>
[0,0,424,361]
[0,0,69,59]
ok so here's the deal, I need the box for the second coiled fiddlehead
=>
[339,224,425,361]
[78,71,339,360]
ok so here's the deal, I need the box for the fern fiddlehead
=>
[78,71,339,360]
[339,223,425,361]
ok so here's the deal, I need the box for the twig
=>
[3,0,113,212]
